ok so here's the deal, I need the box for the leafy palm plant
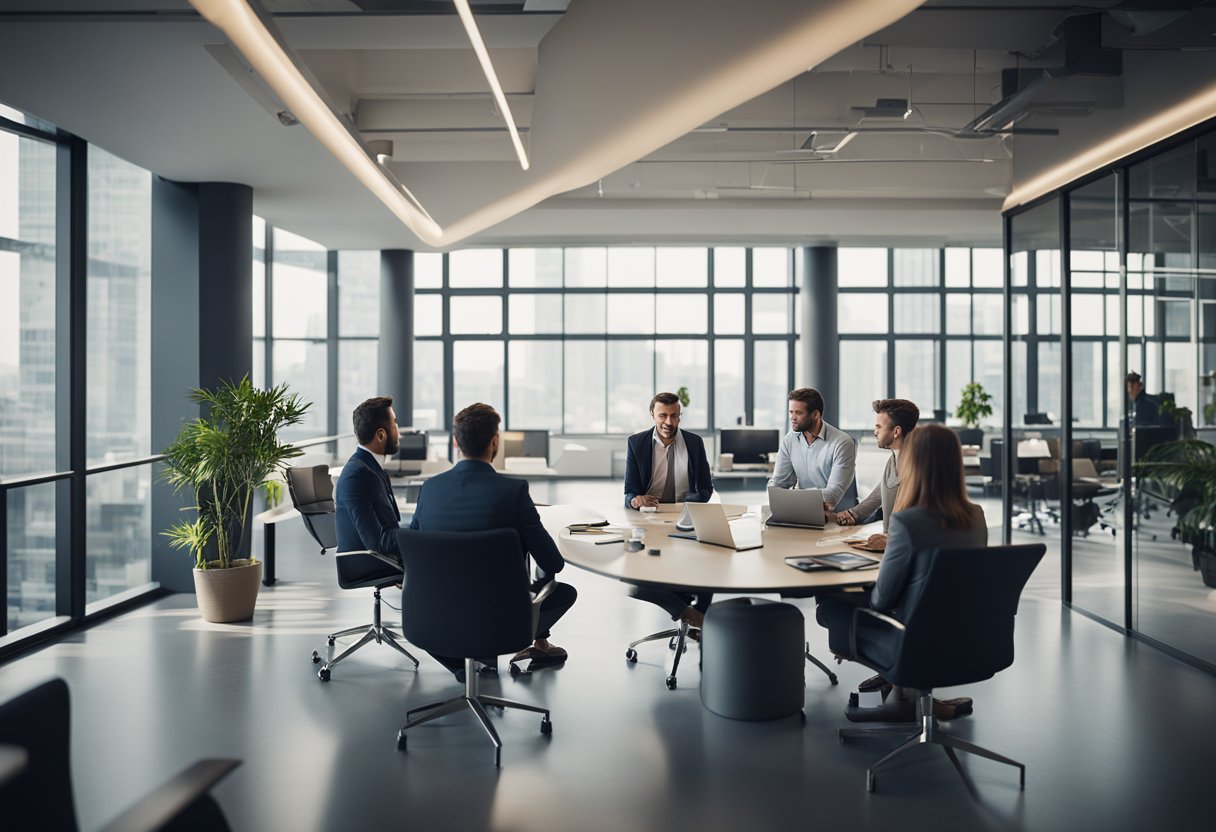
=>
[1135,440,1216,544]
[955,381,993,429]
[161,377,310,570]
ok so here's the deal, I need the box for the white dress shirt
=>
[645,428,690,502]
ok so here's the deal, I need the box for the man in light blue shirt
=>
[768,387,856,512]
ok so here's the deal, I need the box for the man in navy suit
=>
[410,403,577,676]
[623,392,715,630]
[334,396,406,586]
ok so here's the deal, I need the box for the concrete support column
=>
[379,250,415,425]
[800,246,839,424]
[150,179,252,591]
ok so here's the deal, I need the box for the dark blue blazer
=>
[409,459,565,578]
[623,428,714,509]
[335,447,402,561]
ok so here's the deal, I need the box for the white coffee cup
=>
[719,452,734,471]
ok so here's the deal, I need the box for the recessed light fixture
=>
[452,0,531,171]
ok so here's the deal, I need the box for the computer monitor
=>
[718,428,780,466]
[394,430,428,461]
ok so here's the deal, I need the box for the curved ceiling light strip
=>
[190,0,445,245]
[453,0,530,171]
[1003,79,1216,212]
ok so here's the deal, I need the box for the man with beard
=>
[769,387,856,514]
[335,396,407,579]
[623,391,715,629]
[835,398,919,550]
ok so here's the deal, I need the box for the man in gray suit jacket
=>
[835,398,920,548]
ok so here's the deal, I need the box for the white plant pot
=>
[193,558,262,623]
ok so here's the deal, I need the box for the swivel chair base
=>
[624,620,693,690]
[840,691,1024,795]
[807,642,839,685]
[397,657,552,766]
[312,587,420,680]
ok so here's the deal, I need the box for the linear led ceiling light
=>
[453,0,531,170]
[1003,78,1216,212]
[189,0,444,244]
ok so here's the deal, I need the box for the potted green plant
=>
[1157,395,1195,439]
[954,381,993,446]
[676,386,690,409]
[161,377,309,622]
[1135,439,1216,587]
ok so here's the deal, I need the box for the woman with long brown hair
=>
[816,424,987,721]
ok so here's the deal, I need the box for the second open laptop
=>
[673,502,763,551]
[766,486,826,530]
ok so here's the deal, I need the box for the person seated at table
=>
[623,392,715,630]
[815,423,987,722]
[835,398,920,550]
[769,387,856,514]
[335,396,406,575]
[410,402,576,679]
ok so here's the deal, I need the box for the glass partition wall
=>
[1004,119,1216,674]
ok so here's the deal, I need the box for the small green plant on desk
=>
[955,382,993,429]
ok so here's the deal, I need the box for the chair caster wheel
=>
[625,649,637,663]
[540,717,552,735]
[327,638,335,647]
[665,676,677,690]
[318,667,330,681]
[828,673,839,686]
[397,730,407,751]
[311,651,321,664]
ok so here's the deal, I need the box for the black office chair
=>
[287,465,420,681]
[394,528,554,766]
[0,678,239,832]
[839,544,1045,794]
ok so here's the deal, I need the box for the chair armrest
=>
[849,607,906,664]
[531,579,556,607]
[335,549,403,572]
[98,759,241,832]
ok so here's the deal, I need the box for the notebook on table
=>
[785,551,881,572]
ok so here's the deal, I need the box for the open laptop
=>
[671,502,763,551]
[766,486,826,530]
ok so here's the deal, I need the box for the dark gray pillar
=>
[198,183,253,391]
[150,179,253,592]
[379,250,415,426]
[801,246,839,424]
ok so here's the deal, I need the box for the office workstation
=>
[2,1,1216,830]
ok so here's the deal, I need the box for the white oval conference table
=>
[537,503,885,689]
[537,503,885,596]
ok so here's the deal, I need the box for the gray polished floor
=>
[1,479,1213,832]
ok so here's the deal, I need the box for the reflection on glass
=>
[656,341,708,429]
[714,340,745,428]
[7,482,58,632]
[509,341,562,430]
[564,341,605,433]
[86,466,152,607]
[413,341,443,430]
[752,341,788,428]
[337,251,380,336]
[453,341,504,414]
[838,341,886,429]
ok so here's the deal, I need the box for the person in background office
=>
[835,398,919,550]
[769,387,856,513]
[335,396,406,577]
[815,423,986,722]
[1125,371,1166,426]
[623,391,715,631]
[410,402,577,678]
